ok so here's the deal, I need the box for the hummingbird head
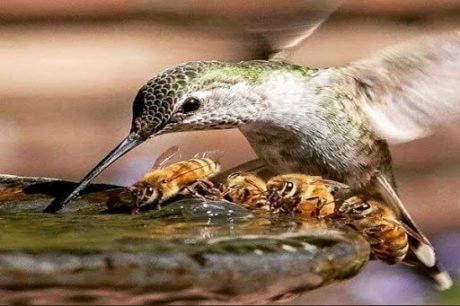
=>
[45,60,276,212]
[130,60,272,140]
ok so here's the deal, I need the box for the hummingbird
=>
[44,4,458,290]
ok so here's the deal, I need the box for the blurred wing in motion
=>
[244,0,342,60]
[347,31,460,143]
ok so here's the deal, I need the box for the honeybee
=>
[333,196,426,264]
[329,196,453,290]
[129,146,222,212]
[222,172,269,210]
[266,174,349,218]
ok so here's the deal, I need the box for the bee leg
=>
[364,225,386,237]
[131,192,141,214]
[254,197,270,211]
[269,201,282,215]
[184,180,221,201]
[306,196,323,218]
[363,226,387,246]
[314,200,323,218]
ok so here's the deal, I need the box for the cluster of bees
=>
[127,147,422,266]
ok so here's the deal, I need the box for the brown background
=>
[1,1,459,304]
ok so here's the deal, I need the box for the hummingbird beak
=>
[43,132,144,213]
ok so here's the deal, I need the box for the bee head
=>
[266,178,297,201]
[336,196,374,219]
[129,182,160,209]
[265,177,299,214]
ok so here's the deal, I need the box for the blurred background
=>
[1,0,460,304]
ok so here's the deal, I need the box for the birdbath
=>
[0,174,370,305]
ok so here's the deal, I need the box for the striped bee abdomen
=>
[165,158,220,188]
[364,219,409,264]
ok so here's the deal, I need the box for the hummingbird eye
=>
[182,97,202,113]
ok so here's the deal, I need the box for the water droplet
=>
[254,249,264,255]
[281,244,297,253]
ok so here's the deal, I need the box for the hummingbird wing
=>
[244,0,341,60]
[401,223,453,291]
[347,31,460,143]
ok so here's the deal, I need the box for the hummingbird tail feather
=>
[411,239,436,267]
[431,266,453,291]
[373,173,436,267]
[406,255,453,291]
[373,173,452,290]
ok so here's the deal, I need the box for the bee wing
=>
[346,31,460,143]
[315,178,351,199]
[151,146,180,170]
[242,177,266,193]
[193,150,225,162]
[373,173,436,267]
[318,178,350,189]
[244,0,341,60]
[213,159,272,182]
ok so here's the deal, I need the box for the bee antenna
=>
[222,184,243,197]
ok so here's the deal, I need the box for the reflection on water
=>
[0,199,328,253]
